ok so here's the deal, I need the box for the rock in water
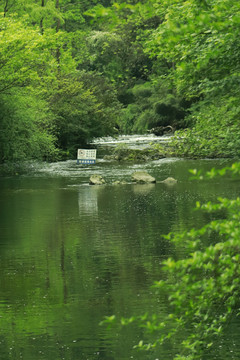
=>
[89,174,105,185]
[161,177,177,185]
[112,180,127,185]
[131,171,156,184]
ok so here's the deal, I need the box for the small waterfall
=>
[91,134,172,150]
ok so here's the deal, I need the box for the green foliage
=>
[86,30,125,82]
[50,72,121,156]
[170,95,240,158]
[0,13,75,163]
[151,191,240,359]
[83,0,163,101]
[119,79,187,133]
[84,1,157,29]
[0,14,58,92]
[0,89,58,162]
[2,0,240,160]
[143,0,240,157]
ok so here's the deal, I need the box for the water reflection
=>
[78,186,99,216]
[132,183,156,194]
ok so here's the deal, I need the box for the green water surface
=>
[0,158,240,359]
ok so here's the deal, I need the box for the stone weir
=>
[90,134,173,162]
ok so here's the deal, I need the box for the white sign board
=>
[77,149,96,164]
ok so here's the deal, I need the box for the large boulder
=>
[89,174,105,185]
[131,171,156,184]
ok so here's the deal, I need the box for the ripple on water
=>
[32,157,180,185]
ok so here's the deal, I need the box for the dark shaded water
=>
[0,142,240,359]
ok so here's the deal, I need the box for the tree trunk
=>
[40,0,45,34]
[55,0,61,67]
[56,0,60,32]
[4,0,9,17]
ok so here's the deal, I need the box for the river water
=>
[0,135,240,360]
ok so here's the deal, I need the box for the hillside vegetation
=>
[1,0,240,161]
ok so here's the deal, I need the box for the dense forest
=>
[1,0,240,162]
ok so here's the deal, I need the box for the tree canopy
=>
[1,0,240,161]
